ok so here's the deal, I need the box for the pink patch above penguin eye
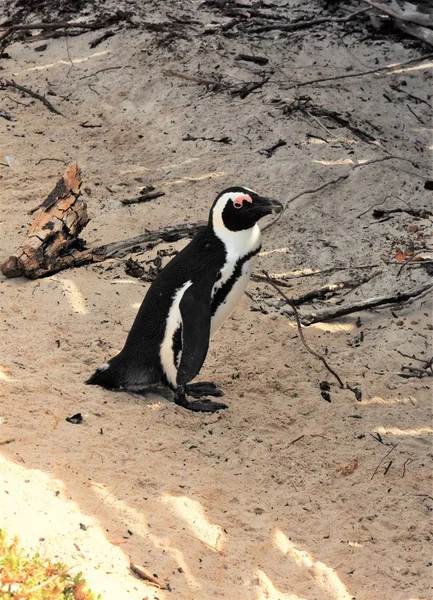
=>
[233,194,252,209]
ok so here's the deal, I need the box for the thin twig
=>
[396,350,430,364]
[1,80,63,115]
[262,174,349,232]
[264,155,427,232]
[383,460,393,476]
[407,104,427,125]
[35,157,68,165]
[21,566,77,596]
[0,94,30,106]
[79,66,124,80]
[290,434,305,445]
[397,251,427,277]
[356,194,411,218]
[263,271,345,388]
[303,109,348,144]
[231,75,270,99]
[371,444,397,480]
[401,458,413,477]
[286,53,433,89]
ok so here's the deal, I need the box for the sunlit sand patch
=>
[386,61,433,75]
[268,269,324,278]
[301,138,327,145]
[259,247,294,257]
[274,529,353,600]
[274,530,313,568]
[313,158,358,166]
[255,570,307,600]
[91,485,199,589]
[314,561,354,600]
[52,277,87,314]
[375,426,433,437]
[165,171,227,186]
[162,494,226,553]
[309,321,355,333]
[362,396,417,406]
[10,50,110,75]
[0,368,14,383]
[109,279,141,284]
[346,540,363,548]
[0,456,161,600]
[118,157,200,175]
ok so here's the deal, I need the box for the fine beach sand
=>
[0,1,432,598]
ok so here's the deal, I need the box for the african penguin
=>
[86,186,282,412]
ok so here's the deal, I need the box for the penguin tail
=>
[85,362,119,390]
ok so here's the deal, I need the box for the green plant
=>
[0,530,101,600]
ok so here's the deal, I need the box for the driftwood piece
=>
[0,20,107,47]
[364,0,433,27]
[2,221,205,279]
[1,164,88,279]
[396,20,433,46]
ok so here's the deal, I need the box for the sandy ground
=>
[0,1,432,598]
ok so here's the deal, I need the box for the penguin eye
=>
[233,200,243,209]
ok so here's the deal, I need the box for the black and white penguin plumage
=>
[86,186,282,412]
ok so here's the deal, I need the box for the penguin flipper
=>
[176,278,214,387]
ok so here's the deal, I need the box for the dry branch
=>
[396,20,433,46]
[1,164,88,278]
[2,220,204,279]
[1,80,63,115]
[291,272,381,305]
[0,19,107,46]
[263,271,345,388]
[301,281,433,325]
[364,0,433,27]
[231,76,270,99]
[249,6,371,33]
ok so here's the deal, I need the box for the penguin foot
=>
[174,387,227,412]
[182,399,228,413]
[185,381,224,399]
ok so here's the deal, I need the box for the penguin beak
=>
[250,196,283,218]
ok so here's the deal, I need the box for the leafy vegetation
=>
[0,530,101,600]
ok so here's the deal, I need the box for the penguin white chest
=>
[210,258,253,337]
[210,223,262,337]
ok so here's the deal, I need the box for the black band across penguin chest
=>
[211,246,261,316]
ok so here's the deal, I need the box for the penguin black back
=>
[86,227,226,390]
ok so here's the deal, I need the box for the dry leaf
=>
[336,458,358,475]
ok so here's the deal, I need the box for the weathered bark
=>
[1,163,88,278]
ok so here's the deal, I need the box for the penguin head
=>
[210,186,282,233]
